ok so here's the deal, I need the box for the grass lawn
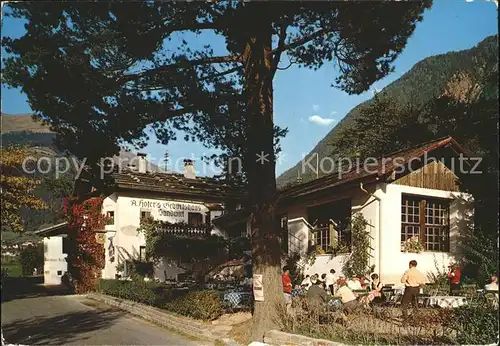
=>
[1,259,22,277]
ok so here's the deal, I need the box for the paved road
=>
[2,289,208,345]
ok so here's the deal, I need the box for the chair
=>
[485,292,499,309]
[384,290,403,307]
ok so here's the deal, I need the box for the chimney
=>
[137,153,147,173]
[183,159,196,179]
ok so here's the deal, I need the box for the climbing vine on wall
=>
[63,197,106,293]
[138,218,244,282]
[342,213,375,278]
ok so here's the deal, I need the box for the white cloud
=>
[308,115,336,126]
[371,87,381,96]
[330,111,338,116]
[312,104,320,112]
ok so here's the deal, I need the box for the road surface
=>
[1,285,209,345]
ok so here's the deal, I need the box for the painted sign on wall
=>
[130,199,203,212]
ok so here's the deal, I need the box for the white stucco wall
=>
[43,236,68,285]
[375,183,473,285]
[282,183,472,285]
[101,192,223,281]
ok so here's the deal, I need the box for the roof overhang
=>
[35,222,69,237]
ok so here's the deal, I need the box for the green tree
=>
[19,243,44,276]
[330,94,431,160]
[0,146,47,232]
[2,1,432,338]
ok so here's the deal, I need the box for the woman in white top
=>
[485,273,499,291]
[347,277,362,291]
[301,275,312,291]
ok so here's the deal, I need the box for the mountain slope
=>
[277,34,499,187]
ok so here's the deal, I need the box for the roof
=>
[110,169,246,201]
[279,136,468,201]
[35,222,69,237]
[212,209,250,226]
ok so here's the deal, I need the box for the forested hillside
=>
[277,34,498,187]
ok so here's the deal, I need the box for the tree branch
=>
[272,22,287,78]
[118,55,243,83]
[274,28,327,54]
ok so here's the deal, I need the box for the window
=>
[308,199,352,253]
[140,210,152,222]
[280,215,288,253]
[106,211,115,225]
[401,195,450,252]
[139,246,146,261]
[314,226,331,252]
[188,212,203,226]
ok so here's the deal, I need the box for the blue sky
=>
[1,0,498,176]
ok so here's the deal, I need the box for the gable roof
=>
[279,136,469,201]
[35,222,69,237]
[110,169,246,201]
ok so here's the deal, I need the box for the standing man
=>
[400,260,426,323]
[447,263,462,295]
[325,269,337,295]
[282,266,293,314]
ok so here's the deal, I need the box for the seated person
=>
[320,273,327,290]
[485,273,499,291]
[306,274,328,310]
[361,273,385,306]
[301,275,312,291]
[347,276,362,291]
[335,278,358,314]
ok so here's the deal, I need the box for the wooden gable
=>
[393,161,461,192]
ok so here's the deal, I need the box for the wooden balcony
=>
[156,223,213,238]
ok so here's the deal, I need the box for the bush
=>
[98,279,190,307]
[447,302,499,345]
[165,290,222,321]
[19,244,43,276]
[98,279,158,305]
[130,260,154,279]
[98,279,222,320]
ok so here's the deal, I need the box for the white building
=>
[76,156,245,281]
[216,137,474,285]
[35,222,69,285]
[37,156,245,284]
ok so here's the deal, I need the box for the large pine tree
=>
[2,1,432,339]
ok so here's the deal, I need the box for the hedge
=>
[98,279,222,320]
[164,290,222,320]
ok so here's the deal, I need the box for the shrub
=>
[98,279,221,320]
[165,290,222,320]
[19,244,43,276]
[98,279,190,307]
[129,260,154,279]
[447,302,499,345]
[98,279,157,305]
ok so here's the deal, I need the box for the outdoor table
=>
[327,297,342,310]
[223,291,252,308]
[353,289,369,299]
[426,295,467,308]
[292,289,305,297]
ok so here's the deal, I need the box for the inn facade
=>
[38,155,246,284]
[215,137,475,285]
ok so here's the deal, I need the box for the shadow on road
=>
[2,307,125,345]
[1,276,70,303]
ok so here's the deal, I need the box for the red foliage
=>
[63,197,106,293]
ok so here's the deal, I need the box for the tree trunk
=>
[242,14,283,342]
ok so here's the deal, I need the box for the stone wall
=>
[86,293,214,341]
[263,330,346,346]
